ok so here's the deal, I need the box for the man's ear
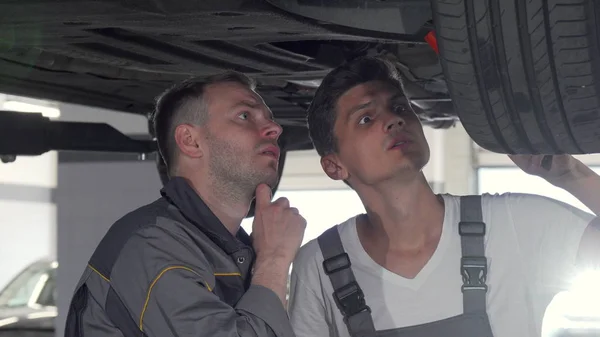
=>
[320,154,349,181]
[174,124,203,159]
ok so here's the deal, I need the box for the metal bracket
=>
[0,110,156,161]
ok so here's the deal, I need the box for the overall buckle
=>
[459,221,486,236]
[333,281,370,317]
[461,256,488,292]
[323,253,351,275]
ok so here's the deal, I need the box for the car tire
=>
[432,0,600,154]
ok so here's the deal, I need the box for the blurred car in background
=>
[0,259,57,337]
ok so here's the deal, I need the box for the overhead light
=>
[3,100,60,119]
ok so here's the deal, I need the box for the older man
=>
[64,71,306,337]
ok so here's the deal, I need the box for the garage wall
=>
[475,146,600,168]
[442,123,476,195]
[0,151,57,290]
[0,94,58,290]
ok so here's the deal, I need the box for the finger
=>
[296,215,307,228]
[273,197,290,209]
[254,184,273,209]
[288,207,299,215]
[533,155,545,169]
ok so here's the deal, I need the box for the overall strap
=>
[318,226,376,337]
[459,195,488,314]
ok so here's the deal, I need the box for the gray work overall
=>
[318,196,495,337]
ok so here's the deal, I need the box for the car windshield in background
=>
[0,263,56,308]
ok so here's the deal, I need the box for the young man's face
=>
[201,81,283,190]
[321,80,430,187]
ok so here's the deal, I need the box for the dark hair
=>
[306,56,404,157]
[152,71,256,175]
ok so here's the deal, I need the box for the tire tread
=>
[432,0,600,154]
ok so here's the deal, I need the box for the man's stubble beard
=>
[205,134,279,203]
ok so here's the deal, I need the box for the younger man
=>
[288,57,600,337]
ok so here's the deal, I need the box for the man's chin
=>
[246,163,280,190]
[263,174,280,189]
[262,162,279,183]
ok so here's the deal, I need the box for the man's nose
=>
[261,119,283,139]
[385,113,405,132]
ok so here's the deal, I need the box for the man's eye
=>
[358,115,372,125]
[393,104,409,114]
[238,112,249,120]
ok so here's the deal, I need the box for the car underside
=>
[1,0,600,160]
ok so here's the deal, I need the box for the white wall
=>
[0,94,58,290]
[0,94,155,335]
[0,154,57,290]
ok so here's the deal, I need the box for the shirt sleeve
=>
[111,226,295,337]
[141,269,293,337]
[506,193,596,292]
[288,244,333,337]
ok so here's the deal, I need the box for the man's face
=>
[201,81,282,191]
[323,80,430,186]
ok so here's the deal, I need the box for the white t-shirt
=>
[288,193,595,337]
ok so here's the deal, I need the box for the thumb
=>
[254,184,272,209]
